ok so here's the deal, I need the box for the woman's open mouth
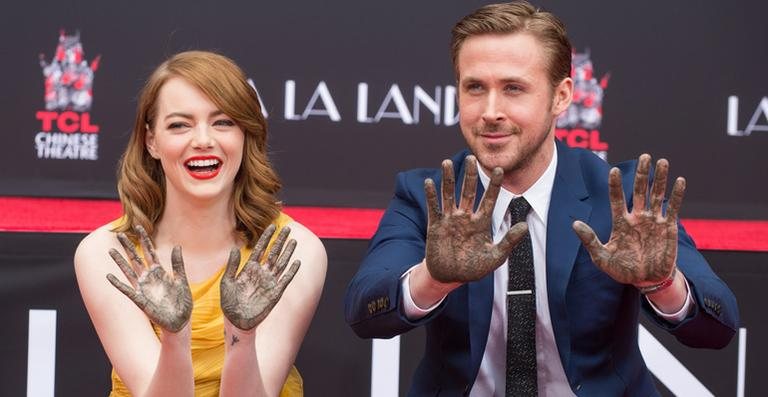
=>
[184,156,222,179]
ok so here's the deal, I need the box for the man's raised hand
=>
[572,154,685,288]
[424,155,528,283]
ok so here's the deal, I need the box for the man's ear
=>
[145,124,159,159]
[552,77,573,116]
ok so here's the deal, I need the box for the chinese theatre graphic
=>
[35,30,101,160]
[556,50,610,160]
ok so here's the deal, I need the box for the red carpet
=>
[0,196,766,251]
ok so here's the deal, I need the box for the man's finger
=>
[425,178,441,225]
[492,221,529,260]
[109,248,138,285]
[649,158,669,216]
[171,246,187,280]
[632,154,651,212]
[223,247,241,280]
[266,226,291,269]
[572,220,609,265]
[608,168,628,221]
[273,239,298,276]
[107,273,146,310]
[458,156,478,212]
[665,177,686,223]
[477,167,503,218]
[441,159,456,212]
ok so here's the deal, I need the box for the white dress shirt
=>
[401,142,692,396]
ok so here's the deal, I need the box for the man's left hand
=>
[572,154,685,288]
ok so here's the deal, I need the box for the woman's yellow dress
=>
[109,213,303,396]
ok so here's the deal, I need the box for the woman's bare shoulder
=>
[74,223,120,271]
[283,220,327,283]
[285,220,322,244]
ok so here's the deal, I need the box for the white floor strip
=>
[639,325,713,396]
[27,309,57,397]
[371,336,400,397]
[737,328,747,397]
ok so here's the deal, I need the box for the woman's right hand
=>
[106,225,193,333]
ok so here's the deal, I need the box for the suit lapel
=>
[467,272,494,377]
[546,141,592,378]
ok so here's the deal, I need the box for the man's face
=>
[457,32,571,188]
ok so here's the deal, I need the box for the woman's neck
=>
[154,191,240,252]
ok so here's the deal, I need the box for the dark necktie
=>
[506,196,537,396]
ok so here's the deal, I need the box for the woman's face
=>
[146,77,245,204]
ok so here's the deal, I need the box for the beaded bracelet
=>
[637,267,677,295]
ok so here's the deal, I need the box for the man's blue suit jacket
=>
[344,141,738,396]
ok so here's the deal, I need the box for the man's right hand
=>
[423,155,529,284]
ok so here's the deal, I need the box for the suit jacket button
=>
[576,384,582,391]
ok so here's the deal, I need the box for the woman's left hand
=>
[220,224,301,331]
[107,225,193,333]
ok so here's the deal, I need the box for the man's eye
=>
[504,85,522,93]
[465,83,484,93]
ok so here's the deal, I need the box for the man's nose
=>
[481,91,505,123]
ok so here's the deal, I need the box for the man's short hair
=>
[451,1,572,87]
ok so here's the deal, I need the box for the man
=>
[344,2,738,396]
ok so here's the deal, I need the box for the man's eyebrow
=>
[459,76,529,85]
[459,76,483,85]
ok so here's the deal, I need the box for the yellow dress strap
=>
[235,213,293,272]
[274,212,292,229]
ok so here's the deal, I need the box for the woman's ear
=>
[145,123,160,159]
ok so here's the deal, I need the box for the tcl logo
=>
[35,111,100,133]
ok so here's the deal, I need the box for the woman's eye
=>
[214,119,236,127]
[168,122,187,129]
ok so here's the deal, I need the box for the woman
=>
[75,51,327,396]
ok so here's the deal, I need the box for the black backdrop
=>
[0,0,766,216]
[1,0,766,396]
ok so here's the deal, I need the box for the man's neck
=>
[496,139,556,195]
